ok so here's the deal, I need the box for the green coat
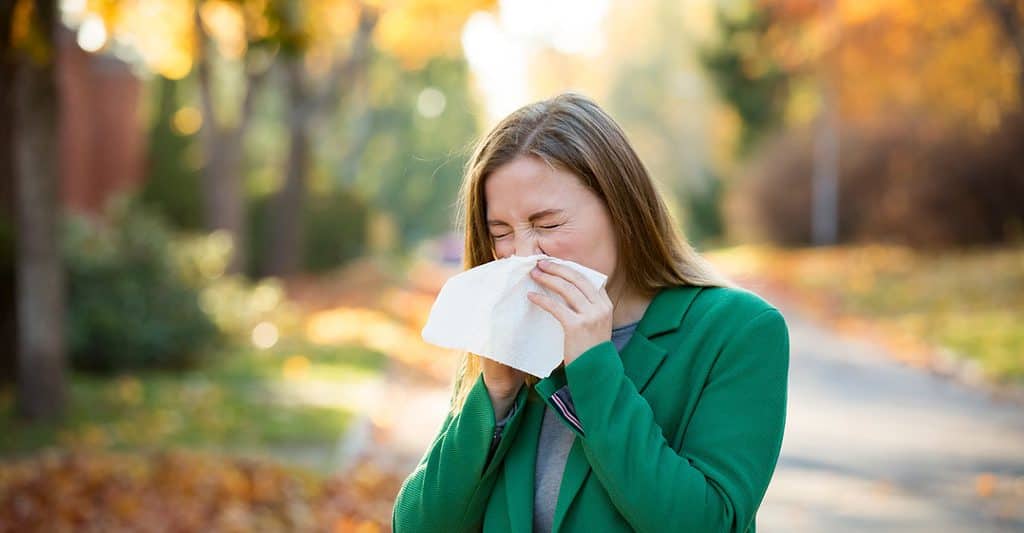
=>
[392,284,790,533]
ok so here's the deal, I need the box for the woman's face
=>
[484,155,622,294]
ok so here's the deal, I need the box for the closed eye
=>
[492,223,562,239]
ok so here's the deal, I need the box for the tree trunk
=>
[199,129,247,274]
[264,57,310,277]
[13,0,67,420]
[262,6,379,276]
[812,0,840,246]
[812,78,840,245]
[0,0,19,384]
[194,5,264,276]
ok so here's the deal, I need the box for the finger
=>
[531,266,587,312]
[536,260,599,303]
[527,290,571,324]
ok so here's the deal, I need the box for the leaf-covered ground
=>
[1,255,456,531]
[0,448,404,532]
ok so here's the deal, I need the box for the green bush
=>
[303,189,370,273]
[247,188,369,277]
[62,198,222,373]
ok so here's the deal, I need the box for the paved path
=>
[759,304,1024,532]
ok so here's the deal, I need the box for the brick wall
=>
[56,28,145,215]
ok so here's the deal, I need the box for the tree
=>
[192,1,274,274]
[699,2,790,157]
[7,0,68,420]
[72,0,496,276]
[261,0,493,276]
[347,54,483,252]
[0,0,19,386]
[702,0,1024,246]
[262,2,379,277]
[755,0,1021,130]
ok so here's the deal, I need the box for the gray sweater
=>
[491,320,640,533]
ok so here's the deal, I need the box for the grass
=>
[706,244,1024,384]
[0,339,388,460]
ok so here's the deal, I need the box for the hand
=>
[481,356,526,399]
[481,357,526,420]
[526,259,613,366]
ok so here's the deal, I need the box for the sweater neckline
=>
[612,319,640,332]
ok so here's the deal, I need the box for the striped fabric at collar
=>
[550,384,585,436]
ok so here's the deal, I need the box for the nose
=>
[513,232,544,257]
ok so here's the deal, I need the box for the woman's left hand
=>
[527,259,614,366]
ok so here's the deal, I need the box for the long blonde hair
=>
[448,91,733,415]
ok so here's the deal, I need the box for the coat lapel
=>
[505,284,703,532]
[504,392,545,532]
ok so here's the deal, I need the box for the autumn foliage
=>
[0,448,405,532]
[714,0,1024,247]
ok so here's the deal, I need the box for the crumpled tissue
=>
[420,254,609,378]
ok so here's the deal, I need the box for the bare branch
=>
[303,4,380,118]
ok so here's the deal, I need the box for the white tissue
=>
[421,254,609,378]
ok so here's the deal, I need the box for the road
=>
[758,305,1024,532]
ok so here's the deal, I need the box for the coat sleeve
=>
[391,371,530,533]
[564,308,790,533]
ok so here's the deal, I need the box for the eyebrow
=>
[487,208,565,226]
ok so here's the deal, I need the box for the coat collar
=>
[503,284,703,533]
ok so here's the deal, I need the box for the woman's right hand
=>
[481,357,526,416]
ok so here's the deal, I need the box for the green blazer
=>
[392,284,789,533]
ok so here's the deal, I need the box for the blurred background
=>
[1,0,1022,531]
